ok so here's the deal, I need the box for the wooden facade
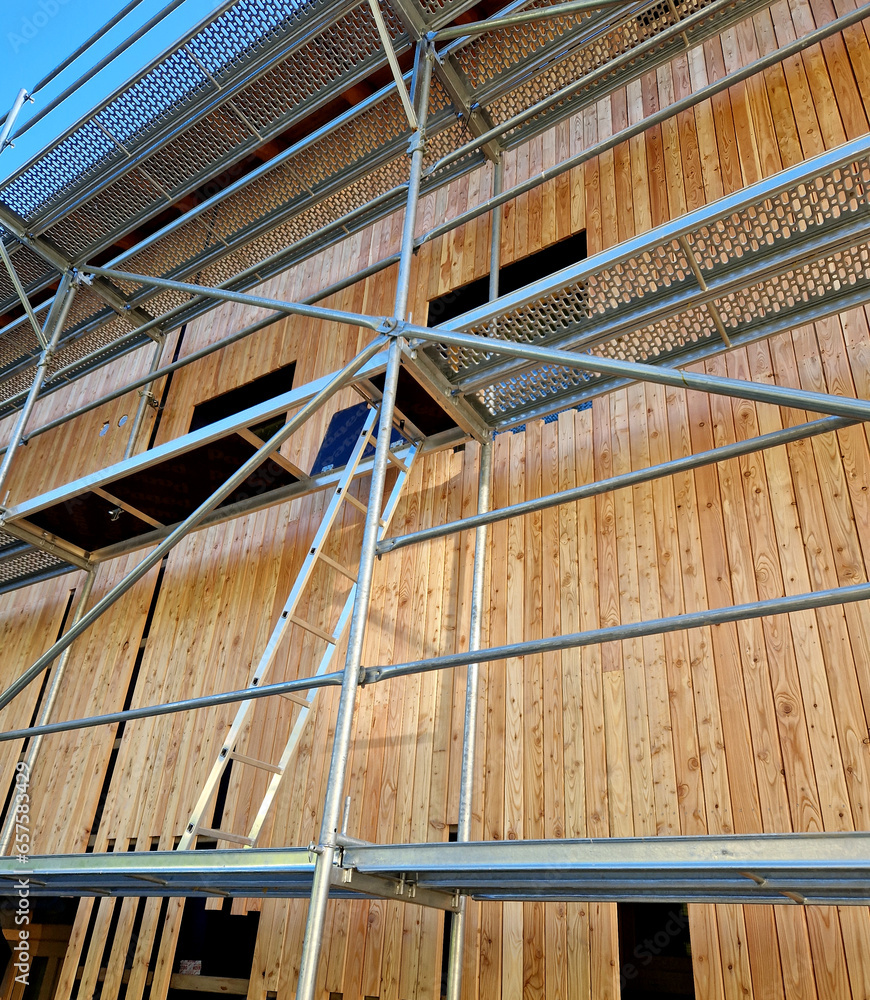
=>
[2,1,870,998]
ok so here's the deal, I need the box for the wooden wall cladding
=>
[0,574,86,821]
[1,1,870,999]
[0,335,180,508]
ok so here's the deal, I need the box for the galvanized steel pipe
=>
[0,335,388,711]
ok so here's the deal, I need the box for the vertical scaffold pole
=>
[488,158,503,303]
[445,156,501,1000]
[0,273,76,504]
[294,42,434,1000]
[124,335,165,458]
[445,439,493,1000]
[0,89,29,154]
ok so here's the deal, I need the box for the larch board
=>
[0,4,869,999]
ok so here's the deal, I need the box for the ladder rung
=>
[317,551,358,582]
[229,751,284,774]
[195,826,254,847]
[289,614,337,645]
[180,408,410,858]
[365,433,408,472]
[344,492,368,515]
[279,691,312,708]
[344,492,386,527]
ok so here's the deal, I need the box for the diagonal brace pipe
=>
[0,335,388,712]
[83,265,389,332]
[0,240,47,349]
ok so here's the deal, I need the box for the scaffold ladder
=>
[178,406,418,850]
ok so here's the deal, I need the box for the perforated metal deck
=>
[425,135,870,427]
[0,0,773,410]
[1,1,868,595]
[0,528,75,596]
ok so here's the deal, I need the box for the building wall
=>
[2,1,870,998]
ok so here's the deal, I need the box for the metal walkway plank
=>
[3,833,867,903]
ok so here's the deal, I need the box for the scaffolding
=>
[1,0,870,998]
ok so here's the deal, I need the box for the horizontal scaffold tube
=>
[1,312,281,454]
[3,7,859,416]
[84,266,387,331]
[417,3,870,244]
[10,0,188,142]
[0,335,387,712]
[426,0,736,175]
[378,415,857,554]
[367,580,870,682]
[8,576,870,739]
[404,324,870,422]
[0,671,344,743]
[0,248,402,423]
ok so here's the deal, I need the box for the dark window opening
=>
[125,897,149,971]
[618,903,695,999]
[27,362,301,552]
[189,361,297,439]
[211,759,234,831]
[0,933,11,994]
[19,955,50,998]
[427,231,587,327]
[439,826,459,1000]
[87,740,121,849]
[168,897,260,1000]
[123,555,169,713]
[367,367,460,437]
[0,899,76,1000]
[27,437,301,551]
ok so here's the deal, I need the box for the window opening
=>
[189,361,297,439]
[427,231,587,327]
[0,899,76,1000]
[367,367,460,437]
[618,902,694,999]
[168,898,260,1000]
[637,2,672,31]
[428,230,589,433]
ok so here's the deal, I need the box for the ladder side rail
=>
[244,441,420,845]
[178,408,381,849]
[245,594,357,845]
[244,407,381,690]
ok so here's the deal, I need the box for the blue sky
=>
[0,0,218,184]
